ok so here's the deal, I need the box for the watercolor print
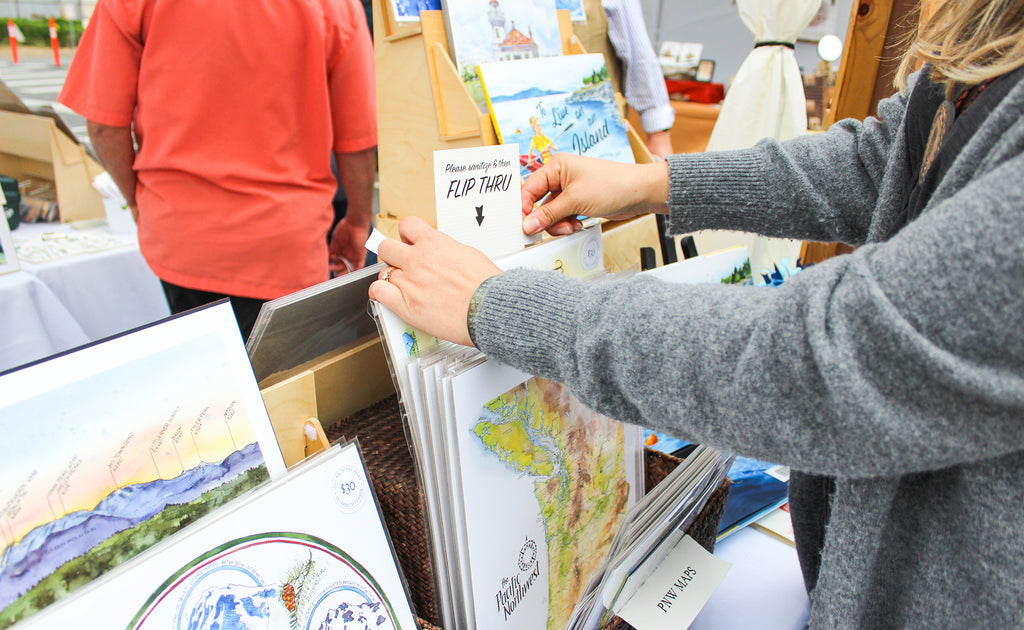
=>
[129,533,402,630]
[555,0,586,22]
[13,444,417,630]
[479,53,634,179]
[442,0,562,109]
[392,0,442,22]
[0,305,282,628]
[450,364,638,630]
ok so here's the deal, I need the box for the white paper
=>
[92,172,136,235]
[616,536,730,630]
[433,144,539,259]
[364,226,387,254]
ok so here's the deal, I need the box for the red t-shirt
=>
[59,0,377,299]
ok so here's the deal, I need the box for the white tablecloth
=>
[2,222,170,373]
[0,271,89,372]
[17,223,170,340]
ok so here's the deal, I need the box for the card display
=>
[371,229,646,630]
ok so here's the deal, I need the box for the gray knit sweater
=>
[469,72,1024,628]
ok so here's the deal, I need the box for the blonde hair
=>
[896,0,1024,97]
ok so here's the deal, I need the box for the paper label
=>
[616,535,730,630]
[433,144,539,260]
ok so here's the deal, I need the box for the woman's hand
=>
[369,216,500,347]
[521,153,671,236]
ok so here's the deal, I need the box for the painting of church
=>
[488,0,540,61]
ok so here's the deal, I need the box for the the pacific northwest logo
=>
[495,536,541,621]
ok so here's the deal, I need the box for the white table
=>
[14,222,170,341]
[690,527,811,629]
[0,270,89,372]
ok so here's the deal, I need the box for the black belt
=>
[754,41,796,49]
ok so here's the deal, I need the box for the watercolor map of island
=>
[0,333,271,628]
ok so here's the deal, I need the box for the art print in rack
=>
[479,53,635,179]
[450,362,641,630]
[441,0,562,109]
[17,444,418,630]
[0,302,286,628]
[391,0,441,22]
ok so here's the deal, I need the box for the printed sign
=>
[433,143,539,259]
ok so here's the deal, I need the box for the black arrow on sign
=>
[475,205,485,226]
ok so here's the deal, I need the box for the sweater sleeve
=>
[663,82,913,246]
[470,148,1024,479]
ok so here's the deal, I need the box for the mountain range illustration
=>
[0,442,265,610]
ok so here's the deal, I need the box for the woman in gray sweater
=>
[370,1,1024,626]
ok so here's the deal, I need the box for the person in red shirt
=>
[59,0,377,340]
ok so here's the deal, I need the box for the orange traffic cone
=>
[7,19,18,64]
[49,18,60,67]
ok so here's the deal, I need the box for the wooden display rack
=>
[263,1,670,468]
[371,2,664,269]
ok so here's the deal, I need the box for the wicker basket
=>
[329,394,730,630]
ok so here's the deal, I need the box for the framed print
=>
[800,0,839,42]
[695,59,716,82]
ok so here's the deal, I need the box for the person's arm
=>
[474,147,1024,478]
[372,144,1024,478]
[329,146,377,273]
[323,0,376,273]
[87,120,138,221]
[603,0,675,157]
[522,79,914,243]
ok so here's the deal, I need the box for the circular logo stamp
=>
[331,465,366,513]
[517,537,538,572]
[580,232,601,271]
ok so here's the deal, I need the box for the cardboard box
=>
[0,109,106,223]
[0,79,106,223]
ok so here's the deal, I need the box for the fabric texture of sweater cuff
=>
[467,275,497,347]
[469,268,584,378]
[665,149,771,235]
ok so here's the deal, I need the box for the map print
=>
[470,376,631,630]
[129,533,400,630]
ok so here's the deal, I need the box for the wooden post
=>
[802,0,919,266]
